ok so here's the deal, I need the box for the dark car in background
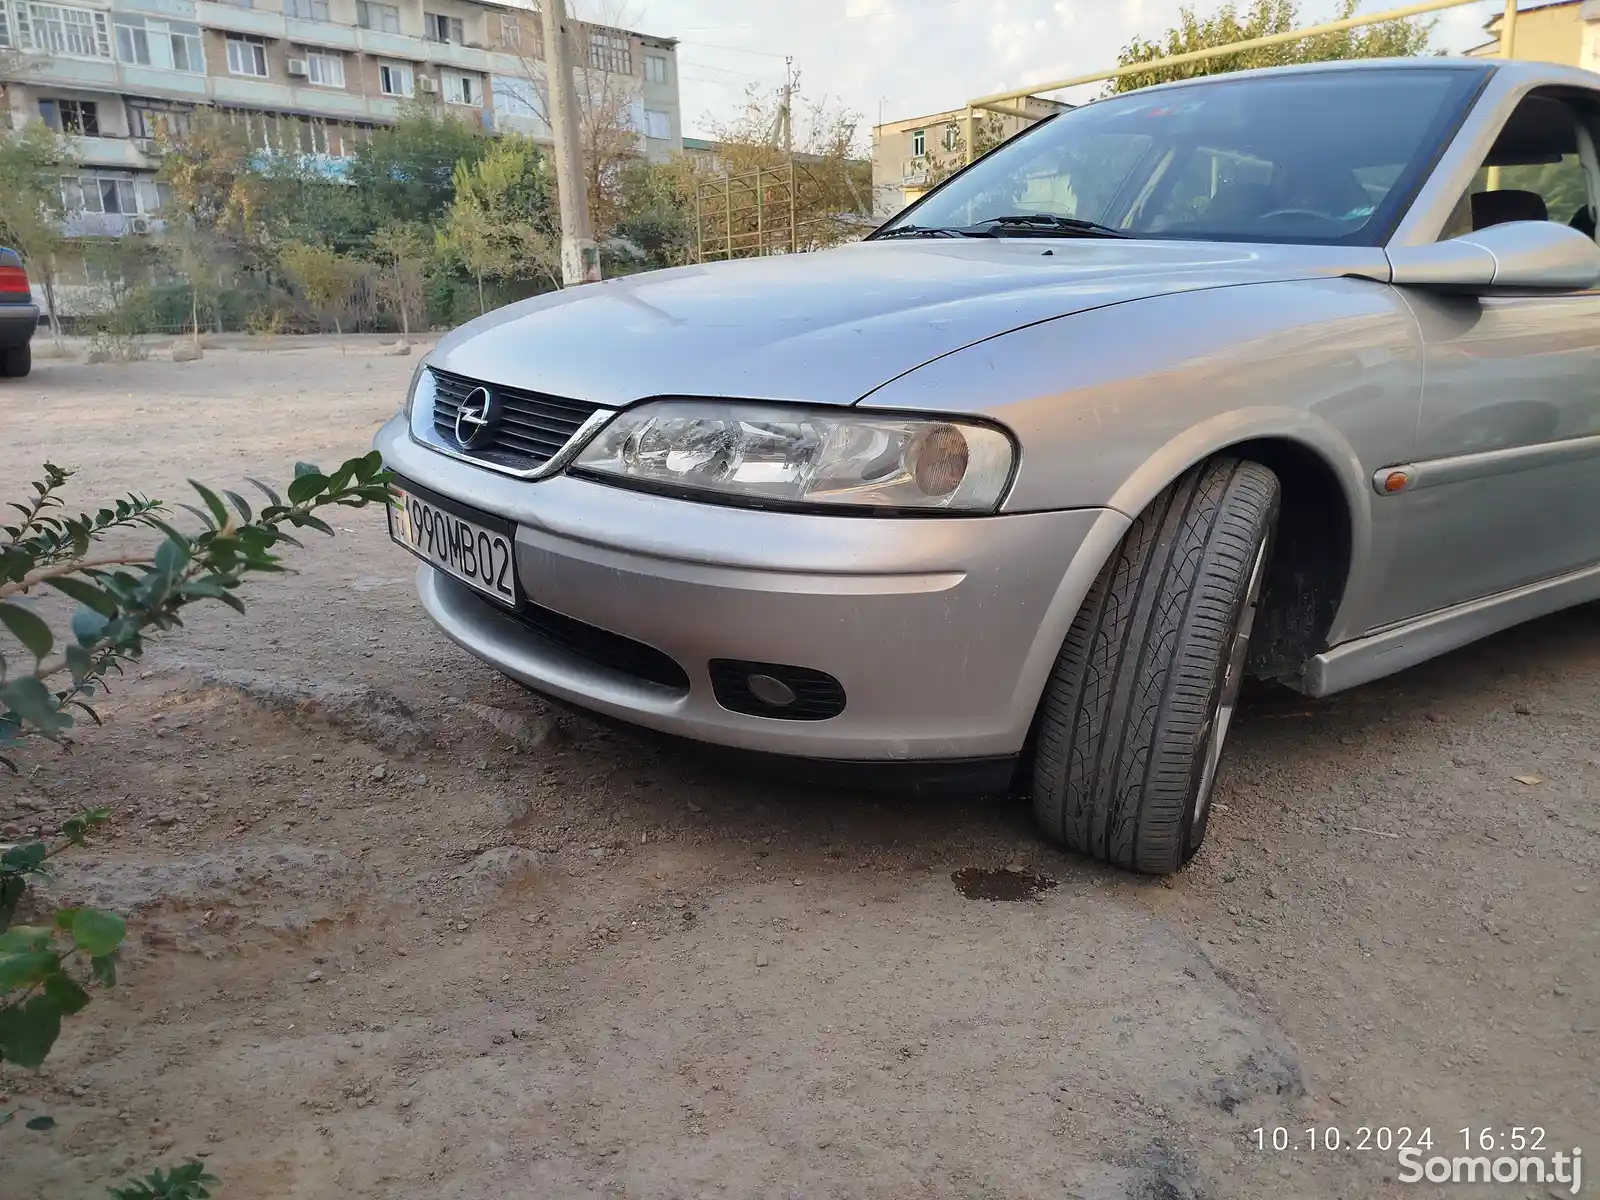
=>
[0,248,39,378]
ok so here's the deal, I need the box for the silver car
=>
[378,57,1600,874]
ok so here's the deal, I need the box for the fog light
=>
[708,660,847,721]
[746,673,796,707]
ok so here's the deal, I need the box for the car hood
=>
[428,238,1386,408]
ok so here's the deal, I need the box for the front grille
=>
[509,600,690,692]
[709,660,847,721]
[430,367,604,474]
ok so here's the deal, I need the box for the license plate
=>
[387,483,520,606]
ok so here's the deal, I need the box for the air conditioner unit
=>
[287,58,310,76]
[417,75,437,93]
[129,217,151,234]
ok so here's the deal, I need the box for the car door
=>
[1365,88,1600,632]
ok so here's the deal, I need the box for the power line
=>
[678,40,791,58]
[681,59,773,78]
[679,73,771,88]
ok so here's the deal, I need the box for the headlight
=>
[570,401,1016,513]
[404,362,435,418]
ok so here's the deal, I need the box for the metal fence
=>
[694,162,801,261]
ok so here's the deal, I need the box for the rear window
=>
[0,249,22,268]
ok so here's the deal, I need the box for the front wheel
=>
[1031,455,1279,874]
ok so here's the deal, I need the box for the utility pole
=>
[541,0,600,285]
[769,57,794,154]
[782,56,793,158]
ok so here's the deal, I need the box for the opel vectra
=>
[379,58,1600,873]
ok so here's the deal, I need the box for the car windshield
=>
[879,67,1488,246]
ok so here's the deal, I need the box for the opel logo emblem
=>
[454,386,498,449]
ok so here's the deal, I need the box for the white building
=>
[0,0,683,236]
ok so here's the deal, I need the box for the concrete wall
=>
[1469,0,1597,67]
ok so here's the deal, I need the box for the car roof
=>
[1109,55,1600,98]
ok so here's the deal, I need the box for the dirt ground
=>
[1,340,1595,1200]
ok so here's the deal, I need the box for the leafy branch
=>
[0,808,121,1068]
[0,451,394,1082]
[108,1161,219,1200]
[0,452,395,768]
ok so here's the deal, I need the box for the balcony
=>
[62,212,168,238]
[72,137,156,170]
[210,74,407,120]
[194,0,284,36]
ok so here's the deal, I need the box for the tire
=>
[1,343,31,378]
[1031,455,1280,874]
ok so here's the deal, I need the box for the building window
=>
[0,3,11,48]
[424,12,463,43]
[115,17,204,72]
[304,49,343,87]
[136,179,171,214]
[127,100,193,141]
[39,98,99,135]
[942,124,959,151]
[13,3,111,59]
[441,68,479,106]
[61,174,139,216]
[356,0,399,32]
[588,30,629,73]
[378,60,413,97]
[226,34,267,77]
[643,53,667,84]
[910,129,925,157]
[643,108,669,140]
[499,14,518,48]
[284,0,329,19]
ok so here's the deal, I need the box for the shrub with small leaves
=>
[107,1160,219,1200]
[0,451,394,1078]
[0,808,122,1068]
[1,452,395,765]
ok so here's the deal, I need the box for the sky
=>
[625,0,1505,141]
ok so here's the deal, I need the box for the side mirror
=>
[1388,220,1600,294]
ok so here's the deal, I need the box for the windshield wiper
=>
[964,214,1130,239]
[874,224,972,239]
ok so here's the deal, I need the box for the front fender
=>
[860,277,1425,651]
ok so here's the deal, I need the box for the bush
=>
[0,453,394,1188]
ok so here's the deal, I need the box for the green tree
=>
[345,103,489,227]
[156,112,265,337]
[437,136,562,303]
[367,221,430,339]
[0,123,72,350]
[276,242,365,350]
[1112,0,1434,93]
[156,112,263,260]
[254,155,372,253]
[611,157,699,271]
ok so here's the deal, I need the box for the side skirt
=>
[1292,559,1600,697]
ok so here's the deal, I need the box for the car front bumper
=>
[377,413,1128,761]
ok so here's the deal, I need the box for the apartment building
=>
[0,0,682,236]
[871,96,1070,217]
[1466,0,1600,69]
